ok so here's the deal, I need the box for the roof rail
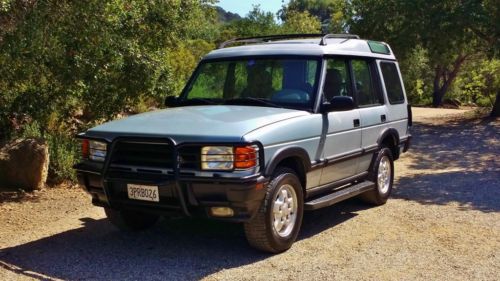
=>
[218,33,361,49]
[319,34,360,45]
[218,33,324,49]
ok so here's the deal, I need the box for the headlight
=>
[89,140,107,162]
[201,146,233,170]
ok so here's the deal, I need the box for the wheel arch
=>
[264,146,311,192]
[377,128,400,160]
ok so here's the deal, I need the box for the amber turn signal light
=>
[81,139,89,159]
[234,146,257,169]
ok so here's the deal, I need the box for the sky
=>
[217,0,289,17]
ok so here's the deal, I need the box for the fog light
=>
[210,207,234,217]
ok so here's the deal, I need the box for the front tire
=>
[104,208,160,231]
[244,167,304,253]
[361,147,394,205]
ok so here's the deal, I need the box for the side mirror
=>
[164,96,179,107]
[323,96,355,112]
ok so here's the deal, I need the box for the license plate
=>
[127,184,159,202]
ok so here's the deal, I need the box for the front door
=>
[319,58,362,185]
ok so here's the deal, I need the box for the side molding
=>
[264,146,312,176]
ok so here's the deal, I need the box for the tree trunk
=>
[431,55,467,107]
[491,91,500,117]
[432,67,443,107]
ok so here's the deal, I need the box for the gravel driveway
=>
[1,107,499,281]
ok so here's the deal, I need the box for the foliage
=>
[0,0,217,129]
[398,47,433,105]
[456,59,500,107]
[1,1,499,182]
[348,0,498,107]
[282,10,321,34]
[223,5,280,38]
[281,0,338,23]
[18,121,79,183]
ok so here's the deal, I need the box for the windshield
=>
[181,57,321,110]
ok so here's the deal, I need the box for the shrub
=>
[19,121,78,183]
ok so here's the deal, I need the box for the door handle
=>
[381,114,386,122]
[353,119,360,128]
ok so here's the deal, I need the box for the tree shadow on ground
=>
[393,116,499,212]
[394,170,500,212]
[0,199,368,281]
[404,117,498,171]
[0,189,41,203]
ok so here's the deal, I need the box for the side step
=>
[304,181,375,211]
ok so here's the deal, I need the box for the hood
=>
[86,105,309,143]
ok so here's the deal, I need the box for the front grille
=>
[110,141,174,170]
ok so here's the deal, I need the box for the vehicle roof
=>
[204,38,397,60]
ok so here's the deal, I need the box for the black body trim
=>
[377,128,400,147]
[264,146,312,176]
[306,171,369,199]
[305,180,375,210]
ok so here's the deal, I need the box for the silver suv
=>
[74,34,412,253]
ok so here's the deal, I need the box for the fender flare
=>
[377,128,400,160]
[377,128,400,148]
[264,146,312,176]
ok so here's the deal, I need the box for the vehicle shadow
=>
[393,116,500,212]
[0,199,368,281]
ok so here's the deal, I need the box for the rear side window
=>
[380,62,405,104]
[323,59,352,101]
[351,59,380,106]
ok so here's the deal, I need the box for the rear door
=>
[377,60,409,140]
[351,58,388,174]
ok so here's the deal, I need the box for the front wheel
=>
[360,147,394,205]
[104,208,160,231]
[244,167,304,253]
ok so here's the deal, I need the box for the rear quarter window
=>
[380,62,405,104]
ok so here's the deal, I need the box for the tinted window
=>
[351,59,379,106]
[185,58,320,110]
[323,59,351,101]
[380,62,405,104]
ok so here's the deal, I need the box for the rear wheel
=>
[360,147,394,205]
[244,167,304,253]
[104,208,160,231]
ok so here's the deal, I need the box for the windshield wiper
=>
[225,97,281,108]
[180,98,219,106]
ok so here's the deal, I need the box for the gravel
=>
[1,107,499,281]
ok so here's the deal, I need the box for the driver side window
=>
[324,59,352,101]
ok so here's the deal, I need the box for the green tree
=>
[349,0,498,108]
[282,10,321,34]
[281,0,337,23]
[0,0,217,180]
[0,0,216,132]
[225,5,280,38]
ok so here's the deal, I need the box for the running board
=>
[304,181,375,211]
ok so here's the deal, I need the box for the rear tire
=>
[244,167,304,253]
[360,147,394,205]
[104,208,159,231]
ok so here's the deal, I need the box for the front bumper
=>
[76,167,268,222]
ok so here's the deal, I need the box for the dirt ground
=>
[0,107,499,281]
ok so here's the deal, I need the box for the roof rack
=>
[218,33,360,49]
[319,34,360,45]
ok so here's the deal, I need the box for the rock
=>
[0,138,49,190]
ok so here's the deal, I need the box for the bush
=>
[19,121,78,183]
